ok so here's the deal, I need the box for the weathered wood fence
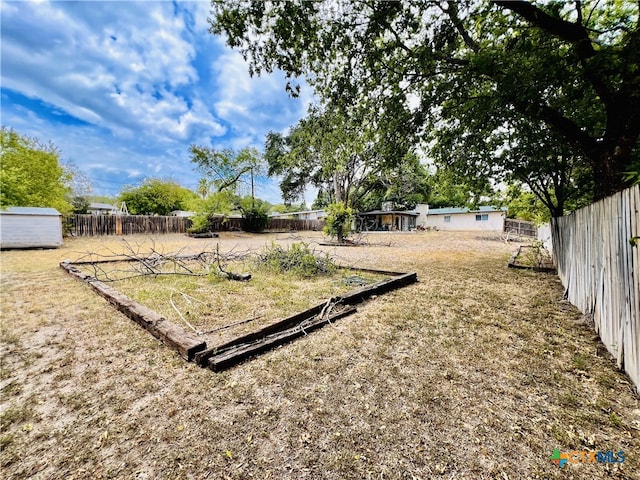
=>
[64,215,192,236]
[551,185,639,392]
[64,215,323,237]
[504,218,537,238]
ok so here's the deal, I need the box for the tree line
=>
[210,0,640,218]
[0,123,564,229]
[5,1,638,231]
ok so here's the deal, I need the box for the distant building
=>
[270,209,326,221]
[356,204,507,232]
[171,210,197,217]
[87,203,119,215]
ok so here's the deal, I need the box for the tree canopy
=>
[0,127,71,212]
[190,145,262,194]
[118,178,197,216]
[211,0,640,212]
[265,105,428,210]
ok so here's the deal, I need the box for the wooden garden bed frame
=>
[60,259,418,371]
[507,245,557,273]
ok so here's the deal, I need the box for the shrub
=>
[242,206,269,232]
[188,213,212,234]
[257,242,334,277]
[323,202,354,243]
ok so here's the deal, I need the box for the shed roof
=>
[427,206,507,215]
[270,209,325,217]
[1,206,61,216]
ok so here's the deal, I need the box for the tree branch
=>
[441,2,480,53]
[494,0,595,56]
[216,166,252,192]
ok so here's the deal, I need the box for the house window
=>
[444,215,451,223]
[476,214,489,221]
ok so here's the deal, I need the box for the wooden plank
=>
[625,186,640,390]
[216,272,416,351]
[60,261,206,361]
[208,306,357,371]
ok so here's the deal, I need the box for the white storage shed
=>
[0,207,63,249]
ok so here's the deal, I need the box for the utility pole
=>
[251,167,255,208]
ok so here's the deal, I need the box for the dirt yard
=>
[1,231,638,479]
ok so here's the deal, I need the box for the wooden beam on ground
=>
[60,261,206,361]
[62,257,417,371]
[338,272,417,305]
[196,271,418,369]
[336,264,408,276]
[208,305,357,371]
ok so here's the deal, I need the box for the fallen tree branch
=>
[169,292,202,335]
[199,313,264,335]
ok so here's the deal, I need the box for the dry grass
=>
[72,251,387,344]
[1,231,638,479]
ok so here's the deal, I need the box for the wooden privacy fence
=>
[551,184,639,392]
[267,217,323,232]
[64,215,192,236]
[504,218,537,238]
[64,214,323,237]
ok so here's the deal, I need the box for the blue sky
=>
[1,0,313,204]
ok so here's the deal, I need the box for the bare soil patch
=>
[1,231,638,479]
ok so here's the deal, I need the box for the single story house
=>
[0,207,63,249]
[420,206,507,231]
[88,202,119,215]
[270,209,326,221]
[358,210,419,231]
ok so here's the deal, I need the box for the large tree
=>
[210,0,640,207]
[265,105,423,210]
[119,178,197,216]
[0,127,71,212]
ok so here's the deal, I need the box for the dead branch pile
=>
[254,242,335,277]
[72,239,253,282]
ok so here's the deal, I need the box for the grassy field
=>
[1,231,638,479]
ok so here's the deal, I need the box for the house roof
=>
[89,202,118,210]
[360,210,419,216]
[271,209,325,217]
[427,206,507,215]
[1,206,61,216]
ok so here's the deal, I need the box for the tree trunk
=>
[592,148,628,201]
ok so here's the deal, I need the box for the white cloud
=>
[210,38,313,146]
[1,1,224,142]
[0,1,313,202]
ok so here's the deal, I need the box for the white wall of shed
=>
[0,214,63,248]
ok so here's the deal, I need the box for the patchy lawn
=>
[1,231,638,479]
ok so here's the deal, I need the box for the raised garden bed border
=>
[60,259,418,371]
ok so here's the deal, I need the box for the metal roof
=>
[1,206,61,216]
[427,206,507,215]
[89,202,118,210]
